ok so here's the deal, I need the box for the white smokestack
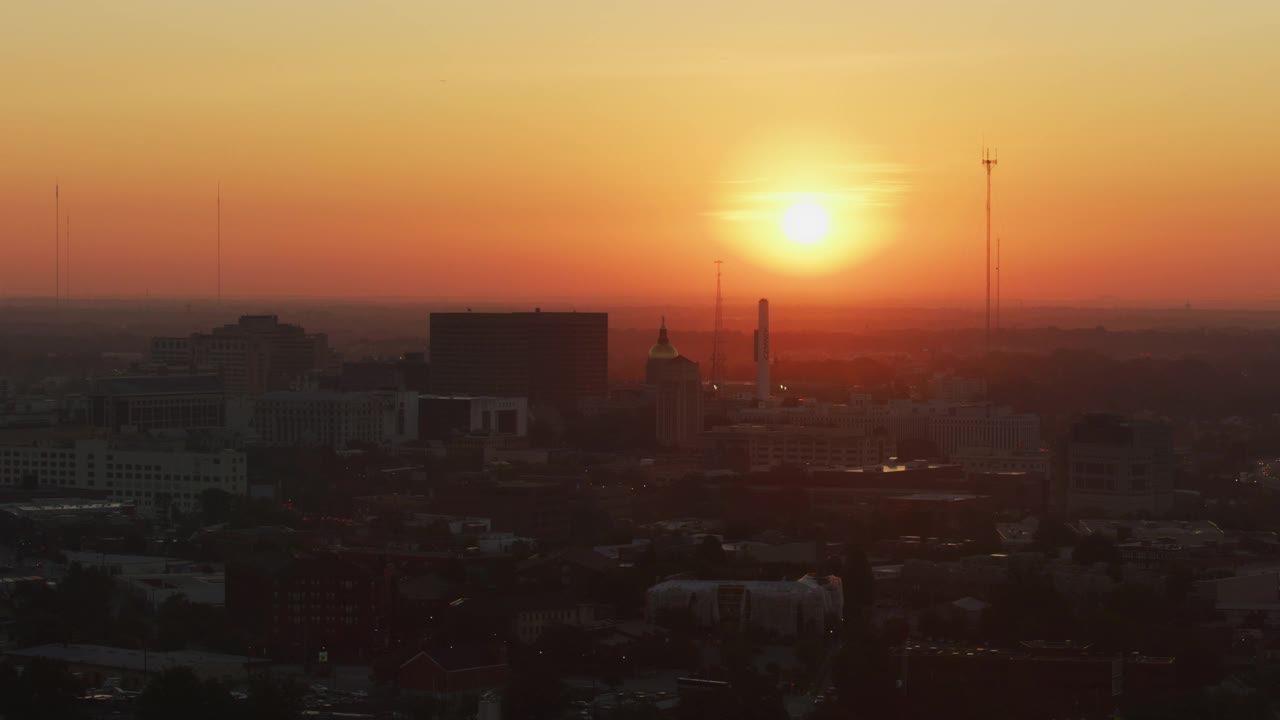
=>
[755,298,770,402]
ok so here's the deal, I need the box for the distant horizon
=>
[4,2,1279,303]
[4,294,1280,312]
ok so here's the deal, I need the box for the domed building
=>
[645,317,680,384]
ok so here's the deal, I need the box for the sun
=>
[780,199,830,245]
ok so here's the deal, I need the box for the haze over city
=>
[3,1,1279,305]
[7,4,1280,720]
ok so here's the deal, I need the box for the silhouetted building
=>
[656,357,703,447]
[430,478,577,542]
[1067,414,1175,517]
[86,374,225,432]
[428,311,607,413]
[226,551,386,661]
[894,641,1176,716]
[240,390,418,449]
[325,354,430,393]
[704,424,894,471]
[397,644,509,696]
[150,315,329,397]
[928,405,1041,459]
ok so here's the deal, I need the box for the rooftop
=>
[6,644,268,672]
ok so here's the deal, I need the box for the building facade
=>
[1067,415,1175,516]
[429,311,607,413]
[0,439,246,518]
[927,405,1042,459]
[243,390,419,449]
[86,374,226,433]
[704,424,894,471]
[656,357,703,448]
[151,315,329,397]
[226,551,386,661]
[419,395,529,441]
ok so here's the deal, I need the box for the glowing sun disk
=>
[781,200,830,245]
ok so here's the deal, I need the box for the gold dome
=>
[648,342,679,360]
[648,316,679,360]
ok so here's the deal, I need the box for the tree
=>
[0,658,84,720]
[841,545,874,609]
[200,488,235,525]
[697,535,726,570]
[137,667,234,720]
[245,676,304,720]
[503,658,568,720]
[1031,516,1076,554]
[1073,532,1121,566]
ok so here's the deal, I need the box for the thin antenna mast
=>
[981,147,998,348]
[66,216,71,302]
[217,182,222,303]
[995,236,1000,333]
[711,260,725,388]
[55,183,60,306]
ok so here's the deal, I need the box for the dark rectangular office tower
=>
[429,311,607,413]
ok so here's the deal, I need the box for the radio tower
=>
[710,260,726,388]
[995,236,1001,333]
[65,216,71,302]
[981,147,998,347]
[217,182,222,303]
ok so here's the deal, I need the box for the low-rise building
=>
[419,395,528,440]
[645,575,842,639]
[0,439,246,518]
[704,424,894,471]
[1067,414,1175,517]
[397,644,509,697]
[5,644,270,690]
[86,374,225,433]
[243,390,419,449]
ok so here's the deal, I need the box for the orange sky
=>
[1,1,1278,306]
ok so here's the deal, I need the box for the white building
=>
[1067,415,1175,517]
[645,575,843,639]
[703,424,894,471]
[927,405,1041,459]
[244,390,419,449]
[419,395,528,439]
[0,439,246,518]
[951,447,1051,477]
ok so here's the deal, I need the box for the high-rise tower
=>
[754,298,770,402]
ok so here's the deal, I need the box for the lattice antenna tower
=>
[981,147,998,347]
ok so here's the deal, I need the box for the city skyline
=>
[2,1,1278,305]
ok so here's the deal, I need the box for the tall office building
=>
[1066,414,1175,517]
[656,356,703,447]
[429,311,607,413]
[151,315,329,397]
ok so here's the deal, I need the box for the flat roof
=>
[6,644,267,672]
[887,492,986,503]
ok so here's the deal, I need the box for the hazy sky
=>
[1,1,1277,305]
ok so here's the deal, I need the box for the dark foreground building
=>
[226,551,388,661]
[428,311,607,413]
